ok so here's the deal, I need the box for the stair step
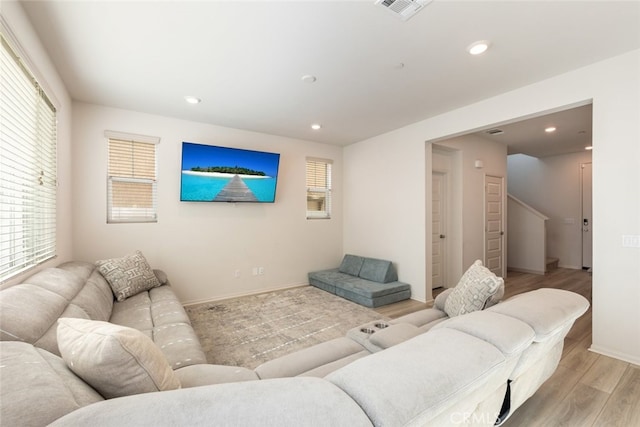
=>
[545,257,559,272]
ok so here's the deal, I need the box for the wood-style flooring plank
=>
[533,382,611,427]
[593,364,640,426]
[559,334,599,374]
[580,355,630,394]
[502,365,586,427]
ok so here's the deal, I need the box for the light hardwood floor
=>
[375,268,640,426]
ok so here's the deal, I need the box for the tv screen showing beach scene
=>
[180,142,280,203]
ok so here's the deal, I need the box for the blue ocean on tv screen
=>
[181,173,277,202]
[180,142,280,202]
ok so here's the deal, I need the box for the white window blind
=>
[306,158,332,219]
[1,34,57,282]
[106,132,159,223]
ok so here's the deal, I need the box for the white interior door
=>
[582,163,593,269]
[432,172,447,288]
[485,175,505,277]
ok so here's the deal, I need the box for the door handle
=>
[440,234,445,239]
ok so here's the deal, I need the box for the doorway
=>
[485,175,505,277]
[432,172,447,288]
[581,162,593,269]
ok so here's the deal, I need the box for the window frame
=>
[306,158,332,220]
[0,33,58,282]
[105,131,160,224]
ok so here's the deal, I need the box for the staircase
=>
[507,194,550,275]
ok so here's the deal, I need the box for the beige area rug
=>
[185,286,388,369]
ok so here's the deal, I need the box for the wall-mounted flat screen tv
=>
[180,142,281,203]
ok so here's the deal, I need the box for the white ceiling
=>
[474,103,593,158]
[19,1,640,149]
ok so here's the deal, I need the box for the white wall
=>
[1,2,73,287]
[72,103,343,304]
[345,131,506,300]
[344,49,640,365]
[508,151,592,269]
[343,128,428,302]
[507,195,548,274]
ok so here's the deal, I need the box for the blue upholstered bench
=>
[308,255,411,308]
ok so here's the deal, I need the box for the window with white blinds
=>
[1,34,57,282]
[306,158,332,219]
[105,131,159,223]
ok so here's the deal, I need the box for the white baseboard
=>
[182,281,309,307]
[558,263,582,270]
[507,267,545,275]
[588,344,640,366]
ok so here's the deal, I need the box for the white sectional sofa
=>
[0,257,589,426]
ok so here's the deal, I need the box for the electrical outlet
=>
[622,235,640,248]
[258,267,264,275]
[252,267,258,276]
[234,270,241,278]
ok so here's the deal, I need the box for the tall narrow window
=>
[306,158,332,219]
[0,34,57,282]
[105,131,159,223]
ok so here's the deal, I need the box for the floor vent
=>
[375,0,433,21]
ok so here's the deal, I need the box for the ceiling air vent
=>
[375,0,433,21]
[486,129,505,135]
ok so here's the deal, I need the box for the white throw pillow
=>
[444,260,504,317]
[57,318,180,399]
[96,250,161,302]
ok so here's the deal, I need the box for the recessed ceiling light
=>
[184,96,201,104]
[311,124,322,130]
[467,40,490,55]
[545,127,557,133]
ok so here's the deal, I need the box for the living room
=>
[1,0,639,419]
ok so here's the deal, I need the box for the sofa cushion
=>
[0,265,102,356]
[339,254,365,276]
[0,342,104,427]
[487,288,590,342]
[50,378,374,427]
[96,250,161,302]
[109,286,208,369]
[58,262,115,322]
[57,318,181,399]
[358,258,398,283]
[327,328,508,426]
[434,311,536,357]
[444,260,503,317]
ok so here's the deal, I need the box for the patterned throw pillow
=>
[96,250,160,302]
[444,260,504,317]
[57,318,180,398]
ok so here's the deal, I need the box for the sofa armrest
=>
[369,323,421,350]
[153,269,169,285]
[434,288,454,311]
[255,337,368,379]
[175,364,258,387]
